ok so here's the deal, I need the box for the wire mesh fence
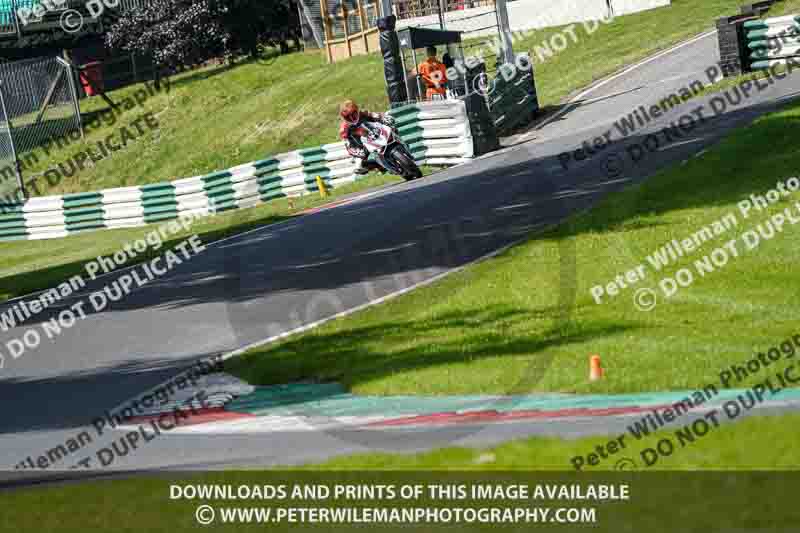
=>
[392,0,503,104]
[392,0,504,108]
[0,56,82,201]
[324,0,381,40]
[0,81,23,205]
[0,0,22,35]
[394,0,498,39]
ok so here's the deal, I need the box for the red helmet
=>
[340,100,360,124]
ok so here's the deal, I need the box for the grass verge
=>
[0,0,767,301]
[0,415,795,533]
[13,0,760,198]
[227,96,800,396]
[0,173,403,302]
[312,412,800,470]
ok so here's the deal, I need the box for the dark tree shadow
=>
[0,87,798,443]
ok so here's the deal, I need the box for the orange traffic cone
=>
[590,355,604,381]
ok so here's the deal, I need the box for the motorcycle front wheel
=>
[389,148,423,181]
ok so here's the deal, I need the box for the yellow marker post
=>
[316,175,329,198]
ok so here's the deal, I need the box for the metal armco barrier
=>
[0,100,473,242]
[745,14,800,70]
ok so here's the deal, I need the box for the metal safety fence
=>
[0,80,24,204]
[0,55,82,201]
[0,0,27,34]
[1,0,151,43]
[1,0,77,38]
[394,0,498,39]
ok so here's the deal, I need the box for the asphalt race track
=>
[3,31,800,478]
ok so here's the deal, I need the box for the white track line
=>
[656,137,705,151]
[0,188,392,309]
[358,242,419,256]
[1,31,718,311]
[278,258,342,271]
[100,227,542,421]
[494,202,533,212]
[535,30,719,132]
[218,233,535,365]
[99,32,721,424]
[159,415,395,434]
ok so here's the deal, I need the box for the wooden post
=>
[495,0,515,65]
[321,1,334,63]
[358,0,369,52]
[342,2,352,59]
[0,81,25,200]
[34,69,65,125]
[131,54,138,83]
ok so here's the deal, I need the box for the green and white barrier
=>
[487,55,540,136]
[0,100,473,242]
[744,14,800,70]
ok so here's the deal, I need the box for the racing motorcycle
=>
[356,121,423,181]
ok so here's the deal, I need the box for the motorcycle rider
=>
[339,100,397,175]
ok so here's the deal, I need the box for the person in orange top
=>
[417,46,448,100]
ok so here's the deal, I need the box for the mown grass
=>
[0,172,403,302]
[684,0,800,99]
[0,0,767,299]
[770,0,800,16]
[1,414,797,533]
[10,0,756,198]
[314,412,800,469]
[228,95,800,396]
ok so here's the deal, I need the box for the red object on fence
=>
[79,61,104,96]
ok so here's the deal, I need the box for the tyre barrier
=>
[744,14,800,70]
[0,100,473,242]
[486,54,540,137]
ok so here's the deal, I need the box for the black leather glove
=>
[382,114,397,127]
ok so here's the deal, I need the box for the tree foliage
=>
[105,0,301,69]
[223,0,301,56]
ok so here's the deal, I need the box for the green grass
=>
[505,0,759,101]
[683,0,800,99]
[0,0,767,302]
[13,0,757,199]
[227,95,800,396]
[0,415,796,532]
[0,172,403,301]
[313,412,800,470]
[770,0,800,16]
[13,49,394,197]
